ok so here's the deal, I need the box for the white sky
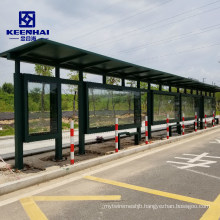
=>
[0,0,220,86]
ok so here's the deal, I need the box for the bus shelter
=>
[0,39,219,169]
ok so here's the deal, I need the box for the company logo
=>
[19,11,35,28]
[6,11,50,41]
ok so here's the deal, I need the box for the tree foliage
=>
[2,83,14,94]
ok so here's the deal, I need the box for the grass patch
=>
[0,125,14,136]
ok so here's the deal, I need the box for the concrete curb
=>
[0,126,219,196]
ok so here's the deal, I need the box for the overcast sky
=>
[0,0,220,86]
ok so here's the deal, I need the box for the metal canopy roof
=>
[0,39,219,92]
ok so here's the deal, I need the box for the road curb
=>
[0,126,219,196]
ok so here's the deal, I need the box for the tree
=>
[34,65,53,112]
[2,83,14,94]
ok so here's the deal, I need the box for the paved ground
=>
[0,119,214,158]
[0,127,219,220]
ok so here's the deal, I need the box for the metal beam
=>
[106,65,133,73]
[58,53,87,64]
[125,70,151,76]
[82,60,110,69]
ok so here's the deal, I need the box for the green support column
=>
[122,78,125,87]
[103,75,106,84]
[147,90,153,139]
[200,96,204,129]
[78,70,85,154]
[177,87,179,93]
[159,84,162,91]
[55,66,62,160]
[179,93,182,121]
[14,60,24,169]
[137,80,141,140]
[169,86,171,92]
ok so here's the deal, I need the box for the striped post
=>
[205,114,207,129]
[213,111,215,127]
[70,120,74,165]
[166,114,169,139]
[115,118,118,152]
[145,116,148,144]
[195,112,197,132]
[182,113,185,135]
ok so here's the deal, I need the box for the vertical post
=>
[145,116,148,144]
[122,78,125,87]
[115,118,118,152]
[213,111,215,127]
[169,86,171,93]
[55,66,62,160]
[166,114,169,139]
[147,90,153,139]
[103,75,106,84]
[205,114,207,129]
[78,70,85,154]
[14,60,24,169]
[200,96,204,130]
[182,113,185,135]
[159,84,162,91]
[70,120,74,164]
[177,87,179,93]
[195,112,197,132]
[184,88,186,94]
[136,80,141,141]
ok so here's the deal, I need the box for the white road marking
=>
[180,168,220,181]
[209,138,220,144]
[188,152,209,163]
[167,160,216,169]
[184,154,220,159]
[167,152,219,169]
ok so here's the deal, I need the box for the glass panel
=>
[182,96,200,118]
[204,98,215,116]
[61,84,78,128]
[28,82,57,135]
[88,88,138,128]
[153,94,179,121]
[141,92,147,121]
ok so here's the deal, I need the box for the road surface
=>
[0,127,219,220]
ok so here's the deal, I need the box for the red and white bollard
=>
[213,111,215,127]
[166,114,169,139]
[205,114,207,129]
[182,113,185,135]
[70,120,74,165]
[115,118,118,152]
[195,112,197,132]
[145,116,148,144]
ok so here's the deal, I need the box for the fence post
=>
[115,118,118,152]
[205,114,207,129]
[195,112,197,132]
[70,120,74,165]
[145,116,148,144]
[182,113,185,135]
[167,114,169,139]
[213,111,215,127]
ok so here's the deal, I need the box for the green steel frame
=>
[1,39,219,169]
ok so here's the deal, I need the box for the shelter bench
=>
[118,132,139,150]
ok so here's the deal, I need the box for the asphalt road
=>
[0,128,220,220]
